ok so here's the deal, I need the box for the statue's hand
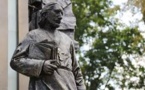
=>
[42,60,58,75]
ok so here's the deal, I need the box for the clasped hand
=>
[42,60,58,75]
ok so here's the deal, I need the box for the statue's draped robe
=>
[10,29,85,90]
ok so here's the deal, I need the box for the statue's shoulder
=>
[23,29,44,41]
[28,29,44,36]
[58,31,73,42]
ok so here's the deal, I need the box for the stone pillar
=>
[0,0,8,90]
[18,0,29,90]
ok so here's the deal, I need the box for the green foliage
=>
[128,0,145,22]
[72,0,145,89]
[84,27,145,89]
[72,0,112,46]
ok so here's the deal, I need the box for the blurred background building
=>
[0,0,29,90]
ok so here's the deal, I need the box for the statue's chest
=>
[34,31,71,59]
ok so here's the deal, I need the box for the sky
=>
[113,0,145,33]
[81,0,145,52]
[113,0,127,5]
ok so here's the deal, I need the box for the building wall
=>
[18,0,29,90]
[0,0,29,90]
[0,0,8,90]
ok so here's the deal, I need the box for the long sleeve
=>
[71,43,86,90]
[10,33,45,77]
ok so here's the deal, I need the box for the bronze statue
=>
[29,0,79,50]
[10,2,86,90]
[29,0,76,39]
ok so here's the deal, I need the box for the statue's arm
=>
[10,33,44,77]
[71,43,86,90]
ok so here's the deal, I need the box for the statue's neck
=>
[42,23,56,34]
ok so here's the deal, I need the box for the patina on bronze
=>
[29,0,79,51]
[29,0,76,39]
[10,2,86,90]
